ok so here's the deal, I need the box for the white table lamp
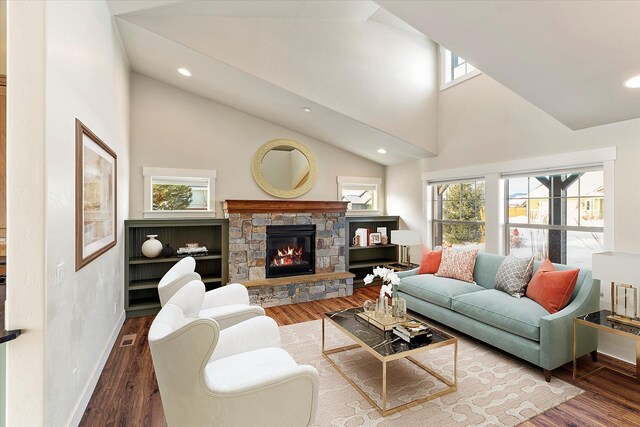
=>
[390,230,421,266]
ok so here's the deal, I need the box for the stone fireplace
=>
[224,200,354,307]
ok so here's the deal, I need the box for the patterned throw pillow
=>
[494,255,535,298]
[435,247,479,283]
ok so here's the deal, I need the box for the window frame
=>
[439,46,482,91]
[503,168,604,266]
[431,179,486,249]
[143,167,217,218]
[337,176,382,216]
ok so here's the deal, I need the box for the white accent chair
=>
[158,257,265,329]
[149,282,319,427]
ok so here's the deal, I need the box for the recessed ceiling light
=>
[377,148,387,154]
[178,68,192,77]
[301,107,312,113]
[624,75,640,89]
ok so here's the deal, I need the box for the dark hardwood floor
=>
[80,285,640,426]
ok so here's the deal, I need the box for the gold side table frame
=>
[322,315,458,417]
[573,315,640,382]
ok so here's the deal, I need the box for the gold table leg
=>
[322,319,458,417]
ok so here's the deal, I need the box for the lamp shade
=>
[390,230,421,246]
[592,252,640,284]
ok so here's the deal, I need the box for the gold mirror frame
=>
[252,139,317,199]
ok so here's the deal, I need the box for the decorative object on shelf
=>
[381,235,388,245]
[352,235,360,246]
[161,243,176,258]
[177,245,209,257]
[354,228,368,247]
[377,227,388,244]
[186,242,199,248]
[75,119,117,271]
[251,138,317,199]
[390,230,421,266]
[370,232,382,245]
[592,251,640,327]
[141,235,163,258]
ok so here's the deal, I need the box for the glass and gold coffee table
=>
[322,307,457,416]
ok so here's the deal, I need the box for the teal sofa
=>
[397,252,600,381]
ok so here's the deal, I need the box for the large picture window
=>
[432,180,485,250]
[505,169,604,268]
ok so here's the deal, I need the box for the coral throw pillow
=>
[525,259,579,314]
[418,247,442,275]
[435,247,478,283]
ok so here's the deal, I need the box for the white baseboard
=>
[66,310,126,427]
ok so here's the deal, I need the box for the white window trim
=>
[422,147,616,255]
[143,167,217,219]
[337,176,383,216]
[439,46,482,91]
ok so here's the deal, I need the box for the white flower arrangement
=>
[363,266,401,298]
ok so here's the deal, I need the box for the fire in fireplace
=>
[266,225,315,278]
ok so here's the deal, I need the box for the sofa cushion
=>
[435,248,479,283]
[451,289,550,341]
[526,259,579,313]
[398,274,485,309]
[418,247,442,275]
[494,255,534,298]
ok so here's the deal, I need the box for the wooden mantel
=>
[224,200,349,214]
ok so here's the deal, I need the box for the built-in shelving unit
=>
[125,218,229,318]
[345,216,400,288]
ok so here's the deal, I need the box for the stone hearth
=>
[224,200,354,307]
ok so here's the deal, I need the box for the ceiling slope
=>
[377,0,640,130]
[110,1,439,165]
[116,17,429,165]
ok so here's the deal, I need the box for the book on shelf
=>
[176,246,209,257]
[355,228,369,247]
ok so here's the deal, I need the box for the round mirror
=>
[252,139,317,198]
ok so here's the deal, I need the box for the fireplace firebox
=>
[266,225,316,278]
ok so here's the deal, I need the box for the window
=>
[337,176,382,214]
[143,167,217,218]
[440,46,481,90]
[505,169,604,268]
[432,180,486,250]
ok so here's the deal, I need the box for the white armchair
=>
[158,257,265,329]
[149,282,319,427]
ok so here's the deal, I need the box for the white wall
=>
[386,73,640,363]
[129,73,385,218]
[0,1,5,75]
[7,1,130,425]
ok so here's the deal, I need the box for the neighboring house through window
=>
[440,46,481,90]
[432,179,486,250]
[143,167,217,218]
[505,169,604,268]
[337,176,382,215]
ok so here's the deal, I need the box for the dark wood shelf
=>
[349,259,398,269]
[349,244,397,250]
[346,216,400,278]
[125,219,229,318]
[129,254,222,265]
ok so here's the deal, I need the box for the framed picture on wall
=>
[75,119,117,271]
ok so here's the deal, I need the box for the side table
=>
[573,309,640,382]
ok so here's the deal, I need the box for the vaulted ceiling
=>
[378,1,640,130]
[109,1,640,166]
[108,0,438,166]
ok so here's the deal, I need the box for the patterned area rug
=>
[280,319,582,427]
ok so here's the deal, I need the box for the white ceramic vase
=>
[142,235,163,258]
